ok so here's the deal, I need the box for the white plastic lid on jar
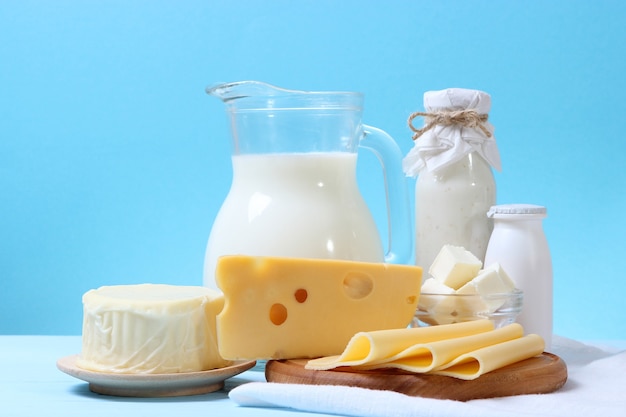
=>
[487,204,547,219]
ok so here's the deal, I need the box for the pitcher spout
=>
[206,81,293,103]
[206,81,363,111]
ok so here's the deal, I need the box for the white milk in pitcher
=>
[203,152,385,289]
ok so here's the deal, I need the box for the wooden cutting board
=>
[265,352,567,401]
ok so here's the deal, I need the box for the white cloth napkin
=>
[229,336,626,417]
[402,88,502,177]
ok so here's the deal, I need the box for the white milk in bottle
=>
[415,152,495,274]
[403,88,501,275]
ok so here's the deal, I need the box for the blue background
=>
[1,0,625,340]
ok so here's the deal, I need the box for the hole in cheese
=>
[342,272,374,300]
[270,303,288,325]
[294,289,308,303]
[406,295,417,304]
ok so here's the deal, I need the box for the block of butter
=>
[418,245,520,325]
[215,256,422,360]
[418,278,457,325]
[77,284,230,374]
[457,263,516,313]
[429,245,482,290]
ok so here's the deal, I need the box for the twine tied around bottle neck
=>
[408,109,492,141]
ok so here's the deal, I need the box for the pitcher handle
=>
[359,125,413,264]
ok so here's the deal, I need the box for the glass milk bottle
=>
[484,204,553,348]
[403,88,501,275]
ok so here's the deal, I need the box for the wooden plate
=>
[57,355,256,397]
[265,352,567,401]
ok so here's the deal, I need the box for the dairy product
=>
[405,89,499,276]
[417,245,519,325]
[429,244,482,289]
[307,321,544,380]
[77,284,230,374]
[484,204,553,349]
[215,256,422,360]
[457,263,516,313]
[306,320,494,370]
[355,323,523,373]
[415,153,495,279]
[203,152,385,290]
[432,334,545,380]
[418,278,457,324]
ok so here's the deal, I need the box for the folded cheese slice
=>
[305,319,494,370]
[351,323,524,373]
[431,334,545,380]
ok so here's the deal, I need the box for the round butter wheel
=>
[76,284,230,374]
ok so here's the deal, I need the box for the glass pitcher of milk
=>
[203,81,412,289]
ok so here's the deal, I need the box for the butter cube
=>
[418,278,458,325]
[429,245,482,290]
[457,263,515,313]
[490,263,516,289]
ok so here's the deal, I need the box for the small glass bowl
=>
[411,289,523,329]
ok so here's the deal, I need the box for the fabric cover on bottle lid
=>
[403,88,502,176]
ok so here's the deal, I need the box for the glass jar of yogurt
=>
[403,88,501,275]
[415,151,495,275]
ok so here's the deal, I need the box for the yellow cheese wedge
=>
[431,334,545,380]
[215,256,422,360]
[305,319,494,370]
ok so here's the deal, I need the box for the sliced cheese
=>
[215,256,422,360]
[305,319,545,380]
[349,323,523,373]
[431,334,545,380]
[429,245,482,290]
[77,284,230,374]
[305,319,494,370]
